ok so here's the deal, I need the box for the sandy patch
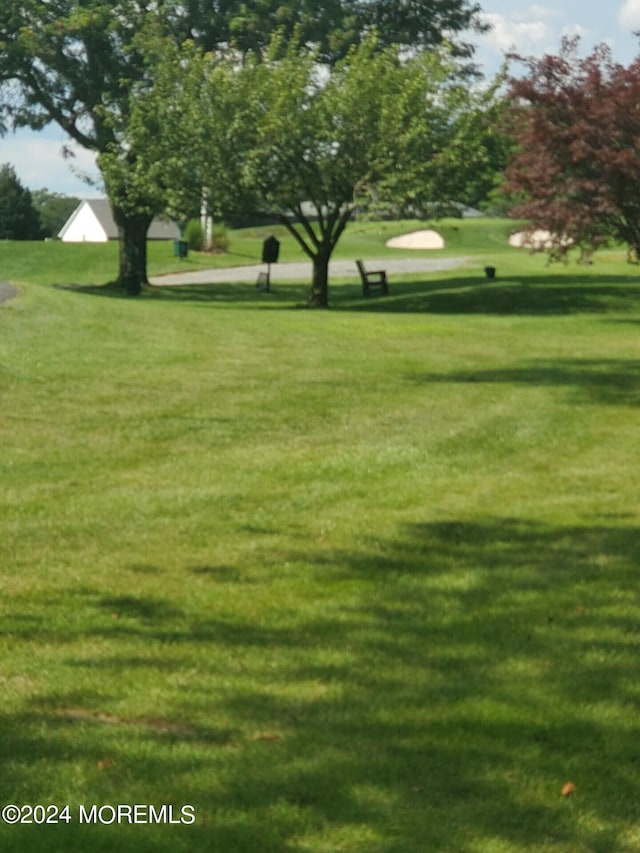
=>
[509,230,572,249]
[386,230,445,250]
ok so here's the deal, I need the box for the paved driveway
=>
[149,256,468,286]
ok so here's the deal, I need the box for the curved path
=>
[150,256,468,287]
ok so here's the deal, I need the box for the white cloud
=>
[479,12,549,56]
[561,23,595,44]
[518,5,562,24]
[477,5,598,70]
[562,24,588,38]
[619,0,640,29]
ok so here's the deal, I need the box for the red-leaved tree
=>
[503,37,640,261]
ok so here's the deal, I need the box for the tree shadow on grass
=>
[254,518,640,851]
[54,279,311,307]
[338,273,640,316]
[3,518,640,850]
[407,357,640,407]
[53,270,640,317]
[148,280,312,307]
[53,281,129,299]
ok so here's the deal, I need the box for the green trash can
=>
[173,240,188,258]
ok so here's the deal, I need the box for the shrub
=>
[183,218,204,251]
[209,221,229,254]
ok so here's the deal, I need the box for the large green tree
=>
[0,1,182,292]
[181,35,499,306]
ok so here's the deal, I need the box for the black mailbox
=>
[262,236,280,264]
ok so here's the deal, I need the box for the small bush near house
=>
[183,218,204,251]
[209,221,229,253]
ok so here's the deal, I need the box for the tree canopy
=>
[0,163,41,239]
[504,37,640,262]
[167,0,488,65]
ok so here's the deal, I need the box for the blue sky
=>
[3,0,640,198]
[475,0,640,71]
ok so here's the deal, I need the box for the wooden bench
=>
[356,260,388,297]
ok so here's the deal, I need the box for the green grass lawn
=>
[1,220,640,851]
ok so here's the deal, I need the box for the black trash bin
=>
[484,266,496,280]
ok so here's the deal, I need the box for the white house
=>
[58,199,178,242]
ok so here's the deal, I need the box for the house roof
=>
[59,199,179,241]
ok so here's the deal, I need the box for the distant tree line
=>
[0,163,78,239]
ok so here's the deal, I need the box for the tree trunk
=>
[277,209,353,308]
[309,249,330,308]
[112,205,153,295]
